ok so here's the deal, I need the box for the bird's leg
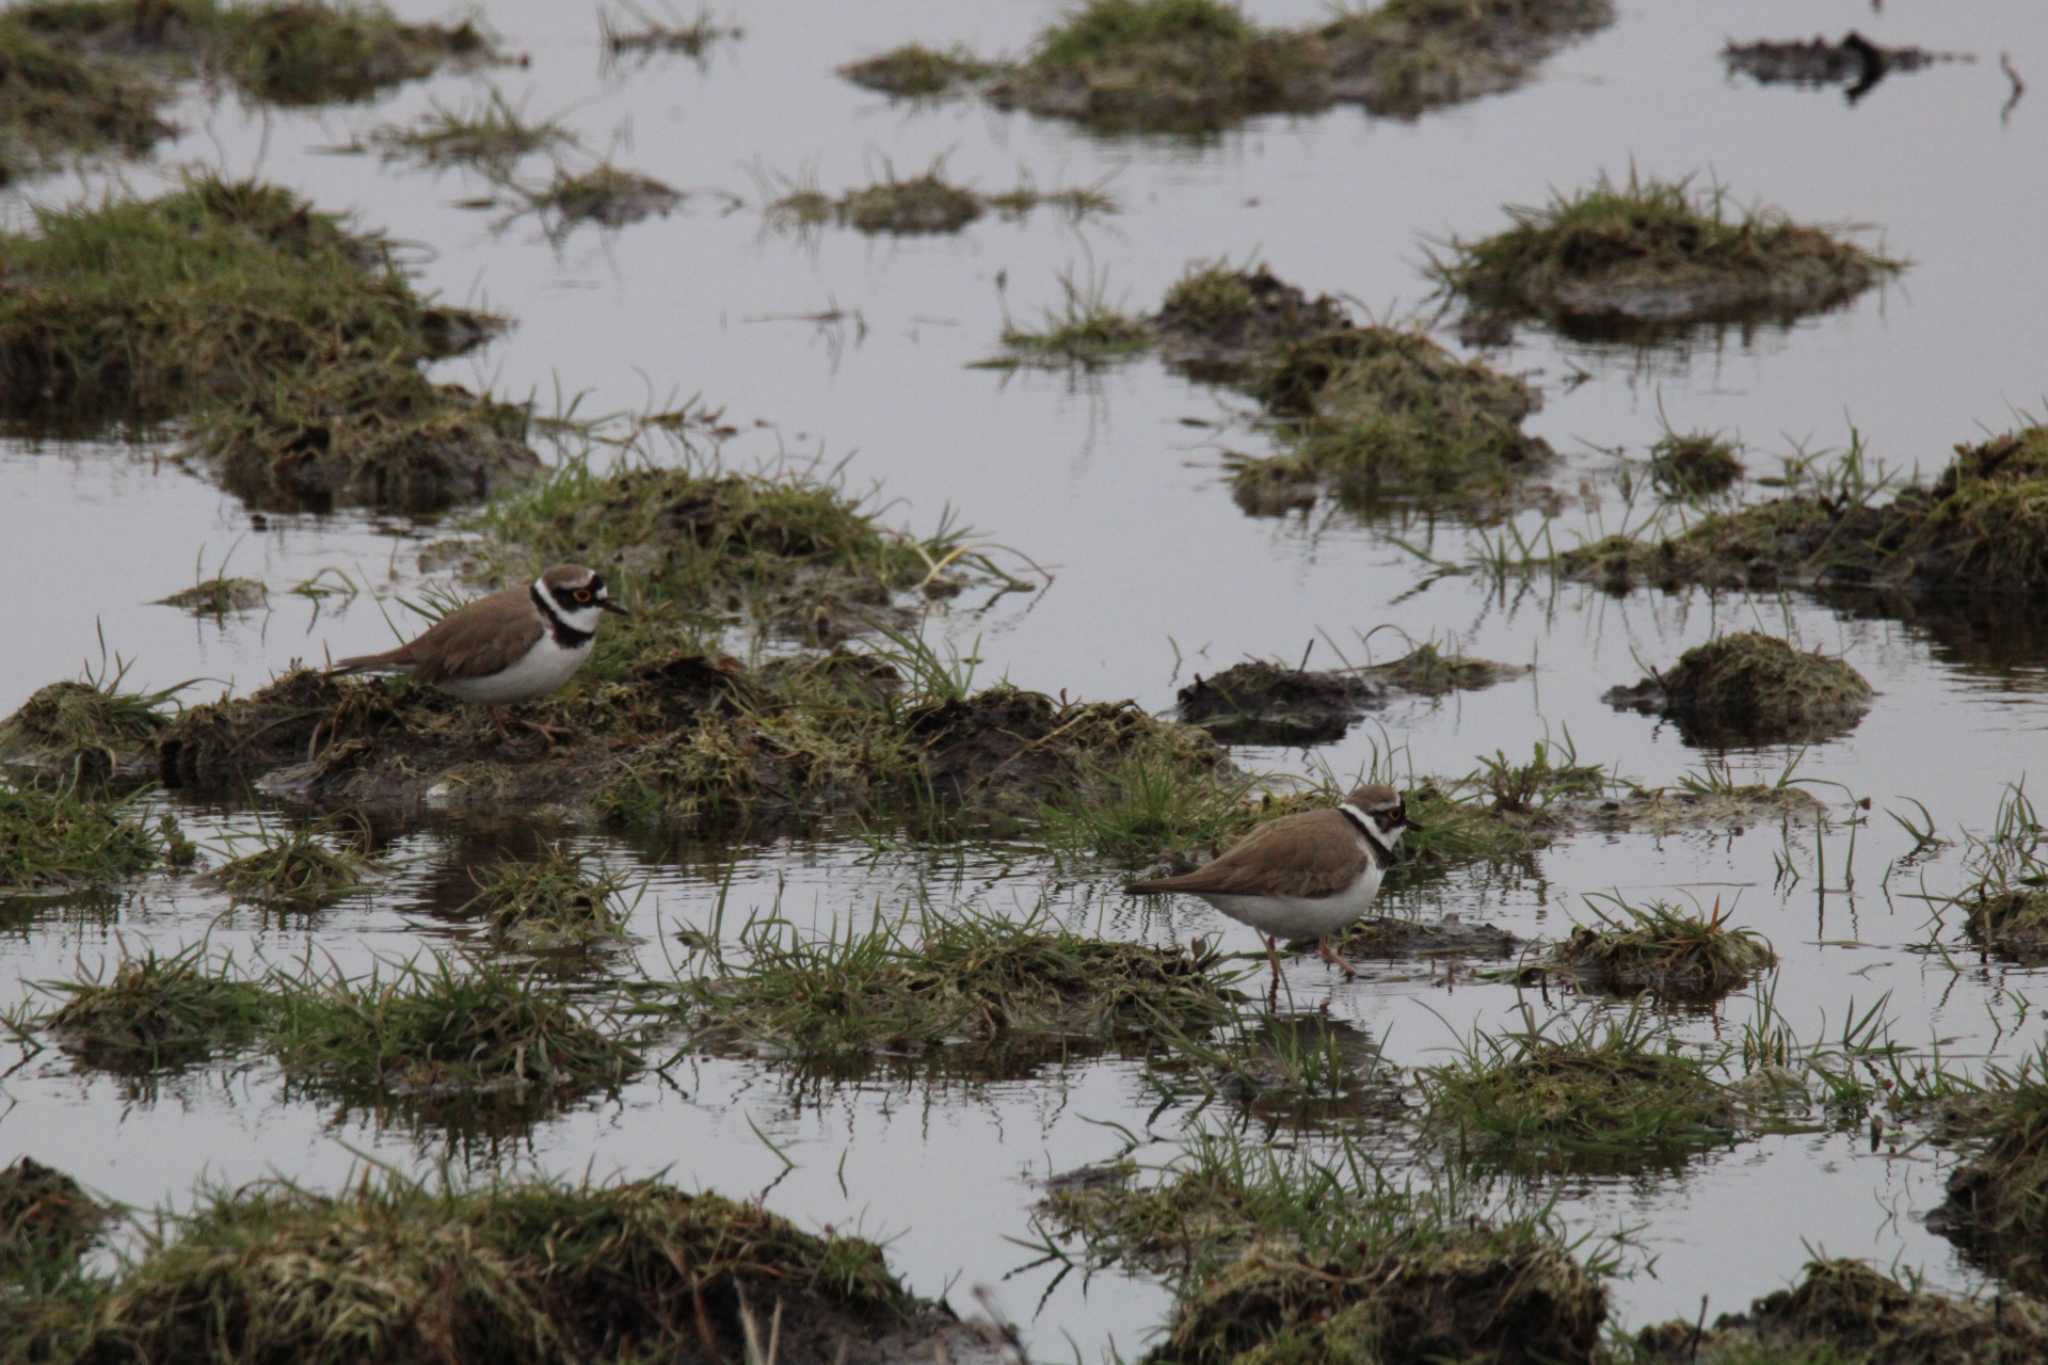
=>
[517,714,573,748]
[1262,933,1284,985]
[1317,936,1358,981]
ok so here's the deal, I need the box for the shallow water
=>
[5,0,2048,1353]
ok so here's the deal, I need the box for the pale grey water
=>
[5,0,2048,1354]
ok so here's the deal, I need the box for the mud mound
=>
[1604,631,1872,746]
[1152,266,1348,380]
[1176,660,1383,745]
[1148,1229,1606,1363]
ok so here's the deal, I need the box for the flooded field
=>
[6,0,2048,1359]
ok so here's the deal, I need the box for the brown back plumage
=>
[1128,806,1374,901]
[329,584,544,685]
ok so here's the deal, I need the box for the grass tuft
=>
[38,941,273,1071]
[0,778,162,891]
[204,819,370,909]
[461,843,633,949]
[0,13,172,180]
[839,43,991,96]
[1554,892,1775,1000]
[352,89,571,172]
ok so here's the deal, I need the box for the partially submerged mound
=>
[1565,428,2048,597]
[0,1155,108,1275]
[1177,646,1524,745]
[1648,430,1744,497]
[1636,1258,2048,1364]
[1232,324,1554,513]
[64,1173,961,1364]
[1552,898,1775,1001]
[978,0,1613,133]
[1722,32,1967,98]
[1933,1060,2048,1294]
[1151,264,1347,379]
[1433,173,1900,341]
[1604,632,1873,746]
[0,14,172,181]
[0,677,178,782]
[1961,888,2048,964]
[0,778,163,891]
[535,163,680,230]
[1146,1227,1606,1363]
[17,0,495,106]
[838,43,990,97]
[0,174,534,511]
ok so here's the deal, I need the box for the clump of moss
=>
[462,844,631,949]
[0,174,535,511]
[0,779,162,891]
[1152,264,1348,379]
[1604,631,1873,746]
[1420,1008,1734,1171]
[1432,172,1901,341]
[536,162,680,229]
[0,13,172,180]
[1148,1225,1607,1364]
[1233,324,1553,511]
[838,43,990,96]
[0,672,182,781]
[204,821,370,909]
[40,943,273,1072]
[676,905,1246,1062]
[63,1170,948,1363]
[1961,888,2048,964]
[0,1156,108,1277]
[1553,895,1775,1001]
[1636,1257,2048,1363]
[1649,430,1745,497]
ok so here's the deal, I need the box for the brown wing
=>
[1128,807,1369,899]
[331,587,542,684]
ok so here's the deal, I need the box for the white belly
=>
[1195,865,1383,941]
[437,637,592,704]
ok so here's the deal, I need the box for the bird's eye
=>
[574,589,592,603]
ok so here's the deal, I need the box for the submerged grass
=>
[37,941,273,1072]
[533,162,680,229]
[673,901,1248,1061]
[1237,323,1554,511]
[204,819,370,910]
[1431,171,1901,336]
[18,0,494,106]
[353,89,571,171]
[771,170,1110,237]
[54,1168,934,1363]
[460,844,632,948]
[0,13,171,181]
[838,43,991,97]
[1420,1004,1735,1171]
[987,272,1153,368]
[1554,892,1775,1001]
[0,779,162,891]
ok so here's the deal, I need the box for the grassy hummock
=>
[1569,426,2048,599]
[1553,894,1775,1001]
[1633,1258,2048,1363]
[0,1156,108,1279]
[38,943,273,1072]
[1935,1045,2048,1294]
[0,13,172,181]
[348,90,572,172]
[533,162,681,229]
[461,844,632,949]
[204,821,370,910]
[16,0,495,106]
[0,174,535,512]
[0,669,183,782]
[673,904,1247,1065]
[268,953,641,1122]
[0,779,162,892]
[770,171,1110,237]
[1603,631,1874,746]
[1962,888,2048,964]
[1420,1007,1735,1171]
[55,1170,950,1363]
[1432,172,1900,340]
[979,0,1614,134]
[838,43,990,97]
[1648,429,1745,498]
[1234,323,1554,513]
[1173,644,1526,746]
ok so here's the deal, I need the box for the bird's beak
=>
[599,599,630,617]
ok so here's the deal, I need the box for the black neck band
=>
[532,584,594,649]
[1338,804,1396,870]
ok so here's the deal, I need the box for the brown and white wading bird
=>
[1126,784,1412,986]
[327,564,626,738]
